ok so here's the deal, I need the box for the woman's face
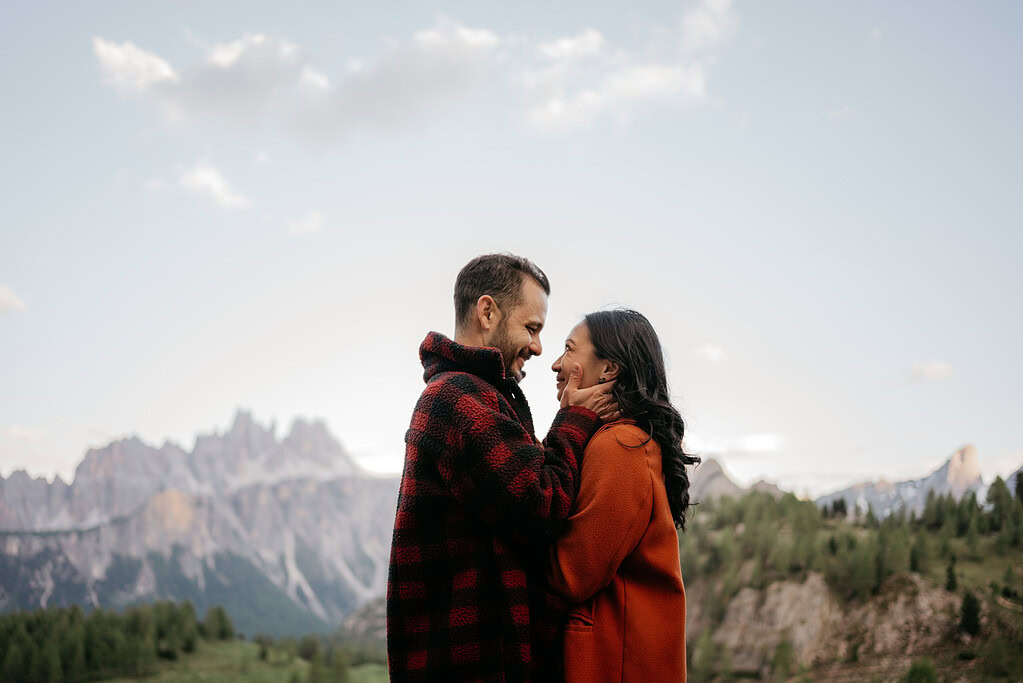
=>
[551,321,606,401]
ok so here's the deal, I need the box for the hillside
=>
[680,485,1023,680]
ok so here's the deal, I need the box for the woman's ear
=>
[602,361,621,381]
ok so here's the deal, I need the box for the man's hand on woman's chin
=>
[560,363,621,423]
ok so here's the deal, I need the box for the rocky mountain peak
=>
[940,444,981,492]
[74,436,156,480]
[816,444,986,518]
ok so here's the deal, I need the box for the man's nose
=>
[530,338,542,357]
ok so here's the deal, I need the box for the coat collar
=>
[420,331,509,384]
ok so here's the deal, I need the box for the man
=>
[387,253,617,681]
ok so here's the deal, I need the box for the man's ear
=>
[476,295,500,331]
[602,361,621,381]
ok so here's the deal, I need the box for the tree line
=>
[0,601,233,682]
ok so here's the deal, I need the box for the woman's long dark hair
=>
[584,309,700,530]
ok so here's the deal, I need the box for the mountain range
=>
[813,445,985,517]
[690,444,1021,521]
[0,411,398,636]
[2,413,1019,637]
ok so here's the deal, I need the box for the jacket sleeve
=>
[546,425,655,602]
[408,372,602,537]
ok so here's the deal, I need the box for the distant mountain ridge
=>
[0,411,365,532]
[0,411,398,636]
[815,445,984,518]
[687,458,785,502]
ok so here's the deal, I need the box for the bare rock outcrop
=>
[848,573,959,657]
[713,572,844,672]
[709,571,961,674]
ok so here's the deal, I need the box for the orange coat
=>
[547,421,687,682]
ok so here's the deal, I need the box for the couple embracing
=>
[387,253,698,682]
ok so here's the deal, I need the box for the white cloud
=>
[253,151,271,165]
[520,0,734,131]
[681,0,738,54]
[95,8,738,140]
[694,343,726,362]
[300,66,331,91]
[687,433,788,455]
[909,360,953,382]
[287,210,325,235]
[1,426,43,442]
[93,37,179,93]
[94,19,499,140]
[538,29,605,60]
[0,285,27,313]
[177,162,251,209]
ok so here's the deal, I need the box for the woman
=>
[548,309,698,682]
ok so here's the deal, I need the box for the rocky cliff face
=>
[0,411,399,637]
[692,571,961,675]
[815,445,983,518]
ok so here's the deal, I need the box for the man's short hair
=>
[454,253,551,329]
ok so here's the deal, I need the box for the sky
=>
[1,0,1021,497]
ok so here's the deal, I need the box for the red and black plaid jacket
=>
[387,332,601,682]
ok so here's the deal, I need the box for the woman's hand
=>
[560,363,622,423]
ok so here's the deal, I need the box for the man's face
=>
[485,278,548,382]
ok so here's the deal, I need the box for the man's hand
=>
[560,363,622,423]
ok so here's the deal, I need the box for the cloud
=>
[681,0,738,54]
[687,433,788,456]
[291,19,499,139]
[287,210,325,235]
[0,286,27,313]
[694,344,726,362]
[520,0,735,131]
[538,28,605,60]
[93,37,179,92]
[95,6,738,139]
[93,19,499,139]
[909,360,953,382]
[1,426,43,442]
[177,162,251,209]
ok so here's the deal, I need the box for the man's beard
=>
[490,321,528,382]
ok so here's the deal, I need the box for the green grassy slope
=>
[103,640,388,683]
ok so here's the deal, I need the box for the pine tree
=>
[65,626,86,682]
[966,514,980,559]
[1,642,25,682]
[1012,501,1023,548]
[910,533,928,573]
[959,591,980,635]
[202,606,234,641]
[865,505,879,529]
[987,476,1012,531]
[42,641,63,683]
[945,560,957,592]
